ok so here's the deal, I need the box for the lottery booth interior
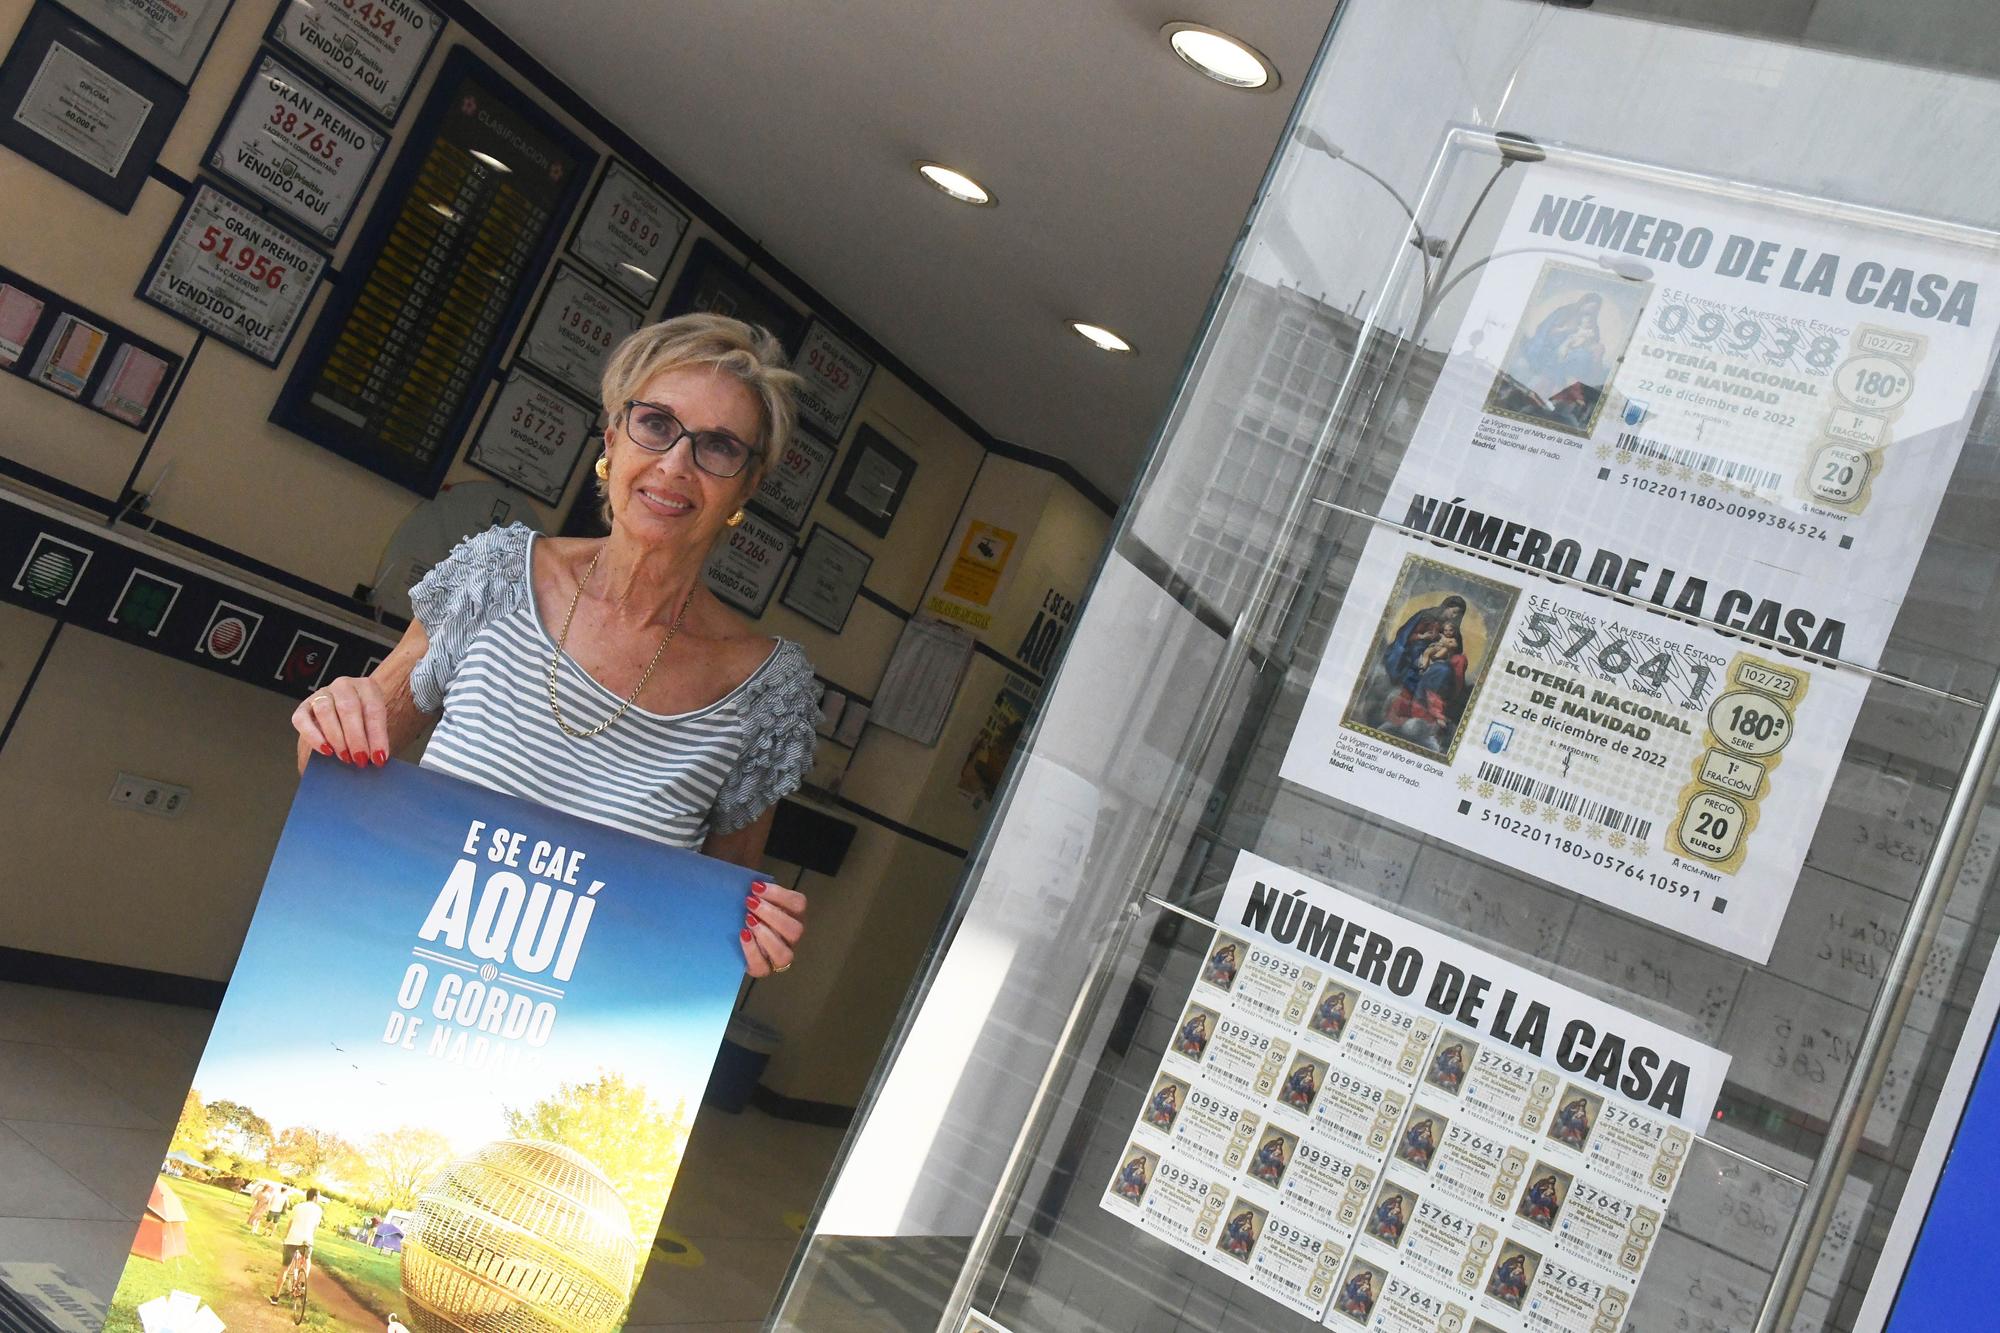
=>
[770,3,2000,1332]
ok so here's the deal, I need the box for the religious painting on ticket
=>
[1340,553,1517,763]
[1485,260,1651,438]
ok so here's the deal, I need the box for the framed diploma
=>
[516,262,642,404]
[780,523,872,633]
[793,318,875,440]
[271,47,596,496]
[0,5,185,212]
[139,182,330,366]
[464,370,596,505]
[52,0,233,86]
[663,237,806,351]
[266,0,444,124]
[203,53,388,242]
[702,506,792,619]
[569,160,688,305]
[751,427,836,531]
[826,422,916,537]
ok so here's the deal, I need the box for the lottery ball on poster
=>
[402,1138,637,1333]
[206,616,247,659]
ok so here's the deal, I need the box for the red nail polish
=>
[750,882,768,896]
[745,913,757,927]
[338,751,351,764]
[374,750,388,765]
[318,744,333,756]
[740,929,754,942]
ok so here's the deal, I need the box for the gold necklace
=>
[547,549,694,739]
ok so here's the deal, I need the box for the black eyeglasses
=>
[619,399,759,478]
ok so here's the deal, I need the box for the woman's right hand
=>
[291,675,392,774]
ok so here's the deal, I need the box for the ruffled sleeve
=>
[710,640,819,834]
[408,524,534,714]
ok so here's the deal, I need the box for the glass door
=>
[772,4,2000,1331]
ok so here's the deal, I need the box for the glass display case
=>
[770,3,2000,1330]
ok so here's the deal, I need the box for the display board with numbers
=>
[271,48,594,496]
[1102,854,1728,1330]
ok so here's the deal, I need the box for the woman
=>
[289,314,816,977]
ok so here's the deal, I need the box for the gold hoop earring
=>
[594,455,609,481]
[726,509,745,528]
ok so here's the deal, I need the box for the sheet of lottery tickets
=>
[1101,854,1730,1331]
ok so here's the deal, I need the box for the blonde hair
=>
[596,313,802,517]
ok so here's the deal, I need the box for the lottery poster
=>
[1100,853,1728,1330]
[1281,529,1867,962]
[1382,158,2000,671]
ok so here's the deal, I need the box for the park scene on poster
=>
[104,759,750,1333]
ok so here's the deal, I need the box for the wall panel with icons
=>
[0,491,395,698]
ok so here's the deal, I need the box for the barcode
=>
[1616,432,1781,491]
[1476,762,1654,840]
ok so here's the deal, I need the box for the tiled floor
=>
[0,980,845,1332]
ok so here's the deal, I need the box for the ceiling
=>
[471,0,1341,503]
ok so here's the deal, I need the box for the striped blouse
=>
[407,525,817,848]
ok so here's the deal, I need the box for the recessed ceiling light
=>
[1069,322,1133,354]
[1163,22,1277,90]
[915,161,995,206]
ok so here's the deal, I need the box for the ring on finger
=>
[773,961,791,973]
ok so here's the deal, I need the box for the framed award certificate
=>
[703,507,792,618]
[52,0,233,86]
[0,5,185,212]
[781,524,872,633]
[569,160,688,305]
[793,318,875,440]
[465,370,596,505]
[265,0,445,124]
[516,262,642,404]
[139,183,330,366]
[204,53,388,242]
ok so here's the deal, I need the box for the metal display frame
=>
[772,115,2000,1333]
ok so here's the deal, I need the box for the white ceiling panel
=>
[472,0,1339,500]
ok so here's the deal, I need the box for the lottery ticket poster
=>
[1384,158,2000,671]
[1099,854,1727,1330]
[1281,528,1867,961]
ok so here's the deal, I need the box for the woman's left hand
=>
[742,880,807,976]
